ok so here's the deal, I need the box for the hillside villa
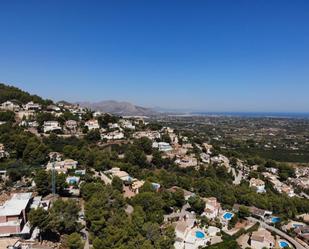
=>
[46,159,78,174]
[85,119,100,130]
[43,121,61,133]
[0,193,32,236]
[250,228,275,249]
[202,197,221,220]
[249,178,266,193]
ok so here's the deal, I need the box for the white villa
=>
[23,101,41,111]
[120,119,135,130]
[250,228,275,249]
[152,142,173,152]
[0,144,9,159]
[101,131,125,140]
[48,151,62,161]
[202,197,221,219]
[46,159,78,174]
[133,131,161,140]
[105,167,132,182]
[174,216,209,249]
[46,105,61,112]
[262,172,295,197]
[200,153,211,164]
[211,154,230,168]
[175,155,198,168]
[249,178,266,193]
[0,101,20,111]
[93,111,103,117]
[85,119,100,130]
[108,123,120,129]
[130,180,145,194]
[0,170,7,180]
[43,121,61,133]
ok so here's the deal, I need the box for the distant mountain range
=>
[76,100,157,116]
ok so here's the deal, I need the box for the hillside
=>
[77,100,157,116]
[0,83,156,116]
[0,83,52,105]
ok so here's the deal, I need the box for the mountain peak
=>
[76,100,157,116]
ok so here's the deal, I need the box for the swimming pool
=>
[271,217,281,223]
[195,231,205,239]
[279,240,289,248]
[223,212,234,220]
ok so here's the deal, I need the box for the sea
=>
[176,112,309,119]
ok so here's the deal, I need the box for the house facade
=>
[0,193,32,235]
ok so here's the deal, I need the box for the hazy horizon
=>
[1,1,309,112]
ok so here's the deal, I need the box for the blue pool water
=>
[279,241,289,248]
[271,217,281,223]
[223,212,234,220]
[195,231,205,239]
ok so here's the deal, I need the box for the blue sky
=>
[0,0,308,112]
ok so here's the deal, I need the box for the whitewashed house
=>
[43,121,61,133]
[152,142,173,152]
[0,101,20,111]
[85,119,100,130]
[250,229,275,249]
[23,101,41,111]
[101,131,125,140]
[250,178,266,193]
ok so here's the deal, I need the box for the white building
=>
[250,228,275,249]
[174,219,209,249]
[211,154,230,168]
[250,178,266,193]
[0,170,7,180]
[108,123,120,129]
[152,142,173,152]
[203,143,213,154]
[93,111,103,118]
[28,121,39,128]
[202,197,221,219]
[120,120,135,130]
[262,172,295,197]
[0,144,9,159]
[43,121,61,133]
[0,101,20,111]
[46,105,61,112]
[101,131,124,140]
[0,192,32,235]
[46,159,78,174]
[19,120,39,128]
[105,167,132,182]
[85,119,100,130]
[133,131,161,141]
[23,101,41,111]
[175,155,198,168]
[200,153,210,163]
[206,226,220,237]
[48,151,62,161]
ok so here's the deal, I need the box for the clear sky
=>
[0,0,308,112]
